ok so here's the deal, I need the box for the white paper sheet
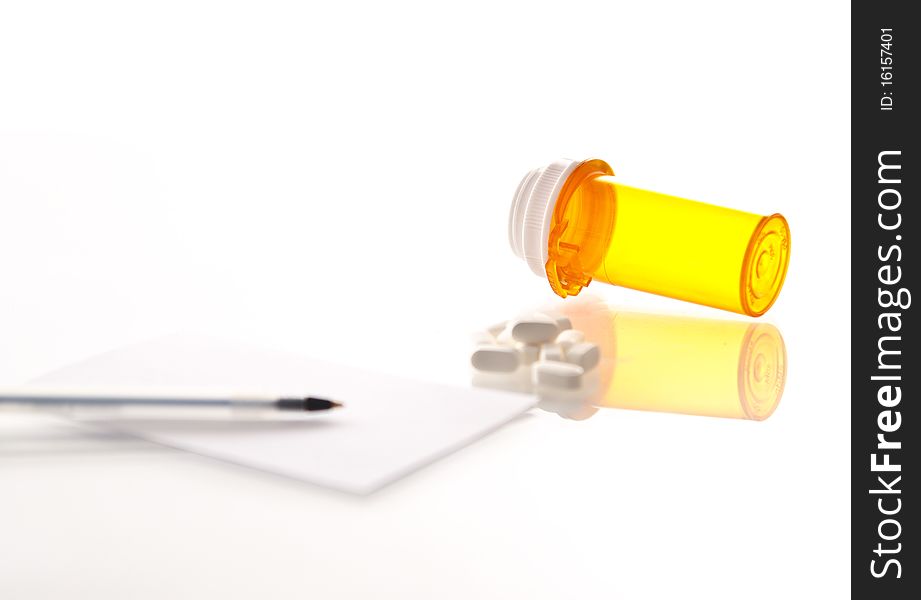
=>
[30,335,536,494]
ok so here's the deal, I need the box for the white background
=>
[1,1,849,598]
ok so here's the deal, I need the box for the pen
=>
[0,388,343,420]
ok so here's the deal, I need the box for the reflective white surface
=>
[0,1,849,598]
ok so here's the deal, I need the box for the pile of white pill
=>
[470,313,601,390]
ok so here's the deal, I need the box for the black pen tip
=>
[276,397,343,411]
[304,396,343,411]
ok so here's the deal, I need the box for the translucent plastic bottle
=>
[508,158,790,316]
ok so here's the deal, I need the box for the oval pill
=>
[496,326,516,346]
[510,315,560,344]
[471,345,520,372]
[532,360,584,389]
[487,321,508,336]
[539,343,565,362]
[552,315,572,331]
[555,329,585,350]
[566,342,601,371]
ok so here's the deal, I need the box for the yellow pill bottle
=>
[508,159,790,316]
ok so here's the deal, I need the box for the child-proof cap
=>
[508,158,581,277]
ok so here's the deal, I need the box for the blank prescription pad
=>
[30,335,536,494]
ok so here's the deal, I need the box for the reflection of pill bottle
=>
[509,159,790,316]
[560,301,786,420]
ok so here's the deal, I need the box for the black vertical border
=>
[852,1,916,596]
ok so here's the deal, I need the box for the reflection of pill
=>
[532,361,584,389]
[540,343,565,362]
[471,345,520,372]
[511,315,559,344]
[566,342,600,371]
[471,330,495,345]
[555,329,585,350]
[516,343,540,365]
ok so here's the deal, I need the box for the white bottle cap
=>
[507,159,581,276]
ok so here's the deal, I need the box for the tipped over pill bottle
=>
[508,158,790,316]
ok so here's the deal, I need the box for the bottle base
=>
[741,214,791,317]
